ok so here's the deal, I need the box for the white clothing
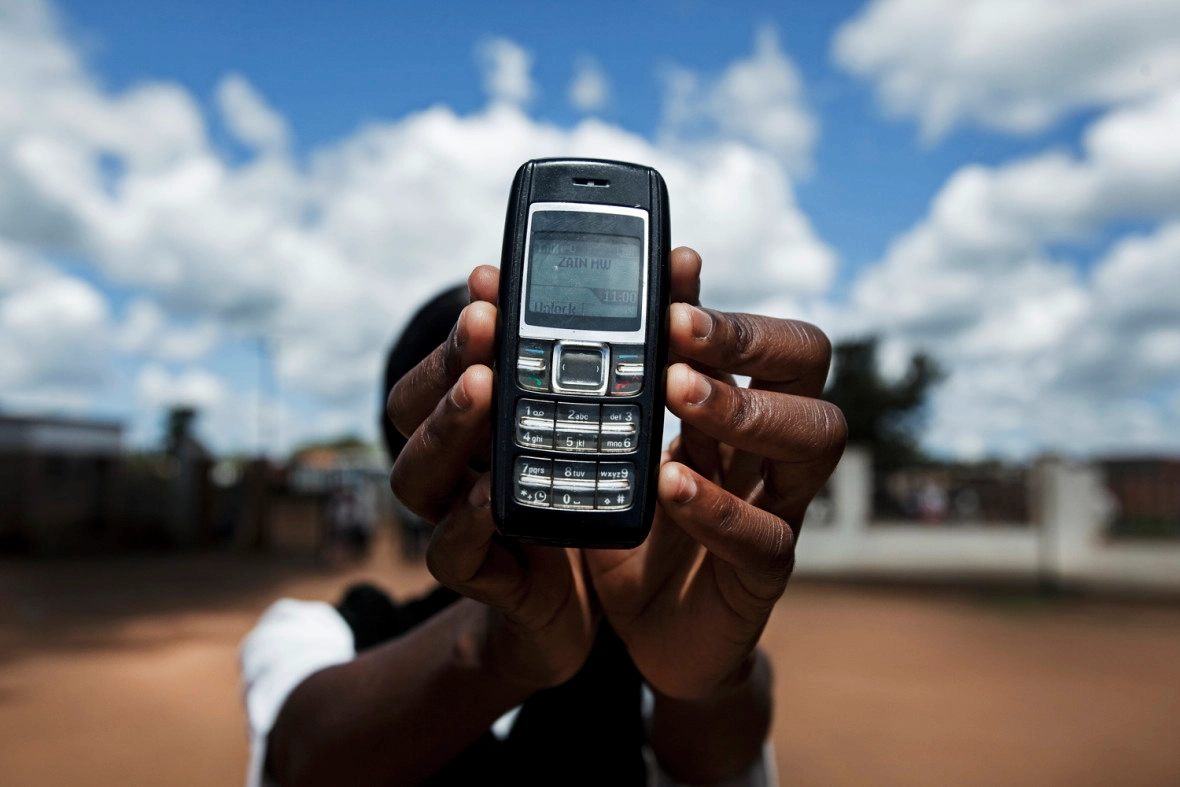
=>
[239,598,776,786]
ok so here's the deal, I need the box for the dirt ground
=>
[2,527,1179,787]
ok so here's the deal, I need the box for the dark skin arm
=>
[590,249,844,781]
[265,249,845,785]
[266,274,599,787]
[647,649,773,782]
[266,598,531,787]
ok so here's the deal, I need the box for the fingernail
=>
[683,367,712,406]
[469,475,491,508]
[450,375,472,410]
[452,310,469,353]
[688,305,713,340]
[673,468,697,504]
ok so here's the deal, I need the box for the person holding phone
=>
[490,158,673,548]
[241,247,846,786]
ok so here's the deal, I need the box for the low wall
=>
[794,448,1180,594]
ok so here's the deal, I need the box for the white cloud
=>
[0,7,833,453]
[116,300,167,354]
[476,37,536,106]
[840,83,1180,458]
[846,87,1180,342]
[834,0,1180,140]
[116,299,220,361]
[215,73,289,153]
[8,0,1180,465]
[569,56,610,112]
[662,27,817,174]
[0,246,111,396]
[1060,222,1180,396]
[14,0,1175,464]
[1093,221,1180,330]
[127,369,325,458]
[131,370,362,461]
[135,364,226,410]
[826,0,1180,458]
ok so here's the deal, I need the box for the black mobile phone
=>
[491,158,671,548]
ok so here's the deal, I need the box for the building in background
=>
[0,415,122,554]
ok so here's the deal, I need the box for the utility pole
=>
[257,335,280,460]
[257,336,266,459]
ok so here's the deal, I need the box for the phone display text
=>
[526,231,642,323]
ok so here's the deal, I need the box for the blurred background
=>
[2,0,1179,784]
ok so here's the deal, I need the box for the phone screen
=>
[522,210,646,333]
[525,231,642,322]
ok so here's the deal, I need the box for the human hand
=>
[585,247,847,701]
[387,268,596,691]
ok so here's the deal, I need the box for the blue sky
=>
[3,0,1180,460]
[57,0,1057,287]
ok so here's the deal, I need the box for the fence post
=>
[1040,458,1112,587]
[832,445,871,536]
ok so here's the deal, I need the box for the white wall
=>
[794,448,1180,594]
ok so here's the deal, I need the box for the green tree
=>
[165,406,197,458]
[291,435,370,456]
[822,337,943,469]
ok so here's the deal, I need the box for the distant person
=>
[326,478,377,560]
[952,487,981,522]
[239,248,846,785]
[918,478,948,525]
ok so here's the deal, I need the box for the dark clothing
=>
[337,584,648,786]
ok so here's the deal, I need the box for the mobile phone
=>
[491,158,671,548]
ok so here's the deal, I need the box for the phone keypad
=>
[511,340,647,511]
[517,339,551,392]
[514,399,555,449]
[596,463,636,509]
[609,345,644,395]
[513,456,554,507]
[599,405,639,452]
[554,423,599,452]
[515,340,644,397]
[513,457,636,510]
[554,345,608,393]
[516,399,638,455]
